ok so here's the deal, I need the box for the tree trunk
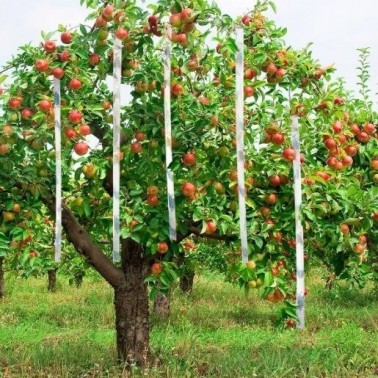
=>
[180,270,195,293]
[74,273,84,288]
[0,257,4,299]
[115,238,150,366]
[47,269,57,292]
[153,292,171,318]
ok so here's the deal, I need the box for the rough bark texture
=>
[153,292,171,318]
[180,271,195,293]
[47,269,57,292]
[0,257,4,299]
[115,238,150,366]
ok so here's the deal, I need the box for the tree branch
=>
[47,198,125,288]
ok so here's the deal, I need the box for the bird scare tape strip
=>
[53,78,62,262]
[164,27,177,241]
[112,37,122,262]
[291,115,305,329]
[235,27,249,263]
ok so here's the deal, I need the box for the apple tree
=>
[0,0,377,366]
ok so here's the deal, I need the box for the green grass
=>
[0,271,377,377]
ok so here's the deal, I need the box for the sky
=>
[1,0,378,100]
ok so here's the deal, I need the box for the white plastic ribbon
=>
[53,78,62,262]
[235,26,249,263]
[164,26,177,241]
[112,37,122,262]
[291,115,305,329]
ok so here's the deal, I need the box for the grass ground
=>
[0,271,377,378]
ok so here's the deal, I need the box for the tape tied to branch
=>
[164,26,177,241]
[291,115,305,329]
[53,78,62,262]
[112,37,122,262]
[235,26,249,263]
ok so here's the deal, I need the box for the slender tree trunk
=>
[0,257,4,299]
[74,273,84,288]
[47,269,57,292]
[180,270,195,293]
[153,292,171,318]
[115,238,150,366]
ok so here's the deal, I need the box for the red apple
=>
[44,40,57,53]
[324,138,337,149]
[134,132,146,141]
[170,13,182,27]
[35,59,49,72]
[115,28,129,40]
[171,83,183,96]
[180,8,193,24]
[61,32,72,44]
[182,152,196,166]
[332,121,343,133]
[340,224,350,235]
[60,50,70,62]
[345,145,358,157]
[371,159,378,170]
[68,110,82,124]
[265,193,278,205]
[272,133,284,145]
[357,132,370,143]
[89,53,100,66]
[52,67,64,79]
[79,124,91,135]
[65,128,76,139]
[21,108,33,120]
[68,78,82,90]
[206,220,217,234]
[74,142,89,155]
[131,141,142,154]
[342,156,353,166]
[157,242,168,254]
[282,148,295,161]
[242,15,252,26]
[181,182,196,197]
[151,262,162,275]
[245,68,257,80]
[363,123,375,134]
[244,86,254,97]
[39,100,52,113]
[147,195,159,206]
[269,175,281,187]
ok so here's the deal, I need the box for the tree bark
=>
[153,292,171,318]
[180,271,195,293]
[0,257,4,299]
[115,238,150,366]
[74,273,84,288]
[47,269,57,292]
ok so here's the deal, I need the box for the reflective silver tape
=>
[53,78,62,262]
[235,27,248,263]
[291,115,305,329]
[164,27,177,241]
[113,37,122,262]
